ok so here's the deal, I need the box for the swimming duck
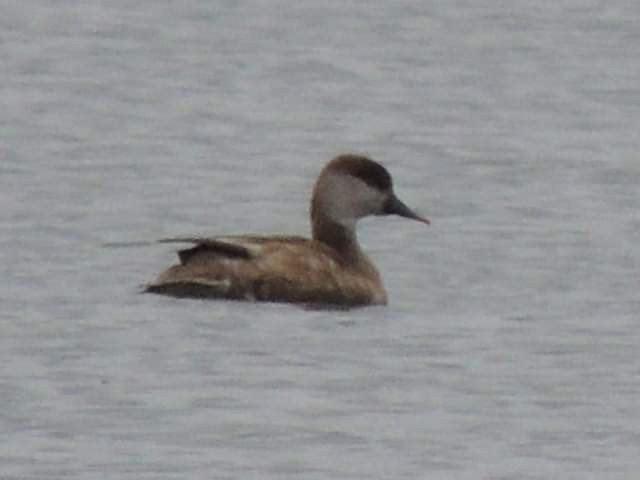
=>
[146,154,429,306]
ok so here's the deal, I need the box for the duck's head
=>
[311,154,430,229]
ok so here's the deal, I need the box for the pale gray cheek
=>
[333,217,356,230]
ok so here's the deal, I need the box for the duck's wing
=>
[157,236,309,264]
[158,237,255,264]
[147,235,384,306]
[146,236,261,299]
[146,235,319,300]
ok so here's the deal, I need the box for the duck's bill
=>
[384,195,430,225]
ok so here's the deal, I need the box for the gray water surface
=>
[2,1,640,478]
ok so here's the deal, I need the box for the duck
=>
[145,154,429,307]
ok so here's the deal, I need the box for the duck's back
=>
[145,236,387,306]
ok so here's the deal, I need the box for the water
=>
[2,1,640,478]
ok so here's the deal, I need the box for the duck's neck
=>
[311,213,363,265]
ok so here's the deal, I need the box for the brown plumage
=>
[145,154,429,307]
